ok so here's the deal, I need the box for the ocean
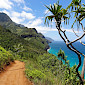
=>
[48,41,85,72]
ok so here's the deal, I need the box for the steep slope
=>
[0,13,24,33]
[0,12,50,50]
[0,25,48,57]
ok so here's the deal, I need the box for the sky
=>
[0,0,85,41]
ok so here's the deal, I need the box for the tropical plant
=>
[45,0,85,84]
[0,46,14,70]
[25,52,81,85]
[57,49,68,65]
[67,0,85,80]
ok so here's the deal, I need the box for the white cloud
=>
[21,11,35,19]
[13,0,25,3]
[0,0,13,9]
[23,6,32,11]
[24,21,57,33]
[11,17,25,23]
[10,11,35,23]
[0,0,35,24]
[11,11,21,17]
[0,10,35,24]
[62,28,81,33]
[28,18,42,26]
[13,0,32,12]
[0,9,81,34]
[11,11,35,20]
[11,11,24,23]
[36,26,81,34]
[35,26,57,33]
[24,19,82,34]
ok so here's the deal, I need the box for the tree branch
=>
[67,33,85,45]
[79,21,85,32]
[56,24,84,84]
[60,27,85,57]
[72,28,79,37]
[80,40,85,46]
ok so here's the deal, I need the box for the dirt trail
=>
[0,61,33,85]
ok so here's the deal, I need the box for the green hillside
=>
[0,13,23,33]
[0,25,49,57]
[0,46,14,71]
[0,13,50,51]
[0,13,81,85]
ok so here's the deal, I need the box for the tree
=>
[57,49,66,65]
[45,0,85,84]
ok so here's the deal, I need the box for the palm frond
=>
[45,15,55,26]
[78,13,85,21]
[45,3,69,26]
[71,19,77,28]
[45,5,53,13]
[63,16,69,25]
[66,0,81,11]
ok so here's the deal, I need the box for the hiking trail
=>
[0,61,33,85]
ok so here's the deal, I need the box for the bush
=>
[25,53,81,85]
[0,46,14,70]
[25,69,46,80]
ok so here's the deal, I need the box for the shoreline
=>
[47,47,51,52]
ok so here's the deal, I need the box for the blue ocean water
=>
[48,41,85,73]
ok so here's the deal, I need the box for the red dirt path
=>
[0,61,33,85]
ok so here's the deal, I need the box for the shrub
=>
[25,69,46,80]
[0,46,14,70]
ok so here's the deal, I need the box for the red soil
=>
[0,61,33,85]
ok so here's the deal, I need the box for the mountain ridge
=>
[0,12,51,44]
[45,37,54,42]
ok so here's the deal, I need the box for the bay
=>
[48,41,85,73]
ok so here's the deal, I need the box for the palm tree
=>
[45,1,84,84]
[45,2,68,27]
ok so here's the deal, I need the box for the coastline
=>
[47,47,51,52]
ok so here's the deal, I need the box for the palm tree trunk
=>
[81,57,85,80]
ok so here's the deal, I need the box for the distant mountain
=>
[0,13,23,33]
[0,12,50,51]
[0,13,12,22]
[45,37,54,42]
[0,25,49,55]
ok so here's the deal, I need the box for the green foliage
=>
[0,46,14,70]
[25,69,46,80]
[0,13,50,52]
[67,0,81,10]
[57,49,69,65]
[24,52,81,85]
[45,1,85,84]
[45,3,69,26]
[64,65,79,85]
[0,11,83,85]
[0,25,48,57]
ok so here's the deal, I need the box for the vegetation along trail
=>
[0,61,33,85]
